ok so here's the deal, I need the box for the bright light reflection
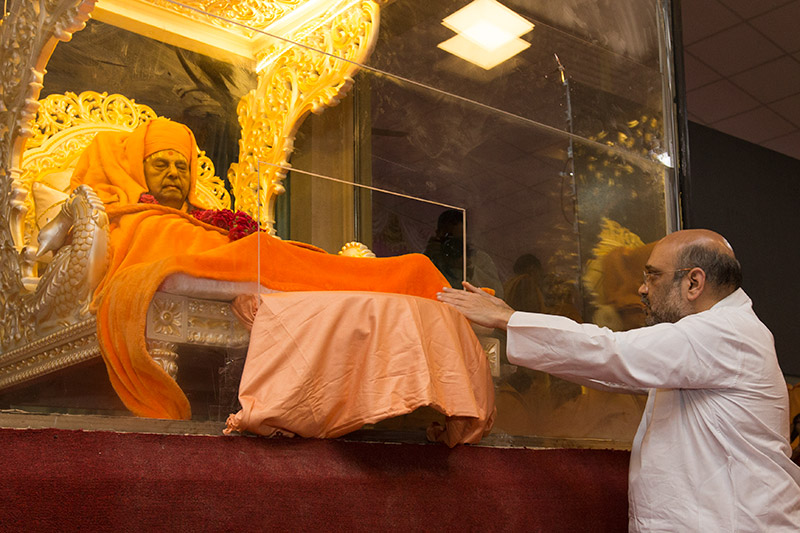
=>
[460,20,515,51]
[438,34,530,71]
[439,0,533,70]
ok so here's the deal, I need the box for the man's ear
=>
[685,267,706,301]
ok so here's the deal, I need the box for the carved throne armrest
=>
[29,184,109,332]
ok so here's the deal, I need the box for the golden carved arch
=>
[232,0,391,232]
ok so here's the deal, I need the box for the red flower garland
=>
[229,211,259,241]
[138,193,259,241]
[192,209,235,230]
[138,193,158,204]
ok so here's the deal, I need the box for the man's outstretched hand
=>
[437,281,515,330]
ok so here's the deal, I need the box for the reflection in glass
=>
[1,0,679,448]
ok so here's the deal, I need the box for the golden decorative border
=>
[0,317,100,389]
[146,0,305,32]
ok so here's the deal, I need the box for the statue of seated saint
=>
[59,118,463,422]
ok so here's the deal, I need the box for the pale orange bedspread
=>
[224,292,496,447]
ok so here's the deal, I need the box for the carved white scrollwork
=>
[147,339,179,379]
[1,0,97,350]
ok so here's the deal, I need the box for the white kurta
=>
[506,288,800,531]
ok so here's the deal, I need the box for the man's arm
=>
[437,281,515,330]
[440,281,746,392]
[438,281,642,392]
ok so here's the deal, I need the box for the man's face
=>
[638,243,691,326]
[143,150,190,209]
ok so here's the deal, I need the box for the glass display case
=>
[0,0,681,448]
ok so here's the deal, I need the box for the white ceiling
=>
[682,0,800,161]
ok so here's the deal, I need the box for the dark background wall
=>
[686,122,800,376]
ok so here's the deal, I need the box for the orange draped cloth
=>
[73,119,491,426]
[93,205,453,420]
[225,292,496,447]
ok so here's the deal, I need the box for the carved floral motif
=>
[151,297,184,338]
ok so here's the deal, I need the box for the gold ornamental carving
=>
[338,241,376,258]
[231,0,388,232]
[0,318,100,389]
[145,0,305,33]
[147,339,179,379]
[26,90,157,150]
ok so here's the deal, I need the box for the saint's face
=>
[143,149,191,209]
[639,243,690,326]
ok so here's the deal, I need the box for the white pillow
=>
[32,181,69,229]
[38,166,74,192]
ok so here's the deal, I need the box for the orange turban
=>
[70,118,208,209]
[143,119,194,161]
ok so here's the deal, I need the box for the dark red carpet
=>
[0,428,629,532]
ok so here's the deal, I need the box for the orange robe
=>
[93,204,454,420]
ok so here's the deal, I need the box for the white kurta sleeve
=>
[506,307,750,391]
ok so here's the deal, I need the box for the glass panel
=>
[268,163,466,263]
[0,0,679,448]
[275,68,665,445]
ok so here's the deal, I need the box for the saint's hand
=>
[437,281,515,330]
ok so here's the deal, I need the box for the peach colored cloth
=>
[225,292,496,447]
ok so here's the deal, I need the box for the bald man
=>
[438,229,800,531]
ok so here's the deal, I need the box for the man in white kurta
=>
[438,229,800,531]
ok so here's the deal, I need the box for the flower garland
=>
[138,193,259,241]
